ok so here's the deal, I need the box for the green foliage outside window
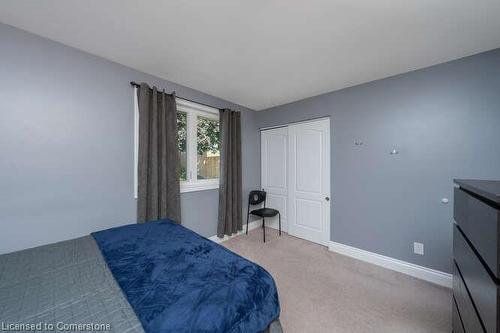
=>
[196,116,220,155]
[177,112,187,152]
[177,112,187,180]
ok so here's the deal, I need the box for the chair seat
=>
[250,208,279,218]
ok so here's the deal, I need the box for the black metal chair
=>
[246,190,281,242]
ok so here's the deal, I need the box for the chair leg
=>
[246,212,249,235]
[278,213,281,236]
[263,218,266,243]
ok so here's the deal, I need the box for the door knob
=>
[325,197,330,201]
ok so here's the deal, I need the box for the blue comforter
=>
[92,220,280,333]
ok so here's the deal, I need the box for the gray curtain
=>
[137,83,181,223]
[217,109,242,237]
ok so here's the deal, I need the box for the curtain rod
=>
[130,81,221,111]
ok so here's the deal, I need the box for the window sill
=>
[180,180,219,193]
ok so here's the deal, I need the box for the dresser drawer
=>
[454,187,500,279]
[452,295,465,333]
[454,225,499,333]
[453,261,485,332]
[453,264,485,333]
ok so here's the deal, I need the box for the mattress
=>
[0,225,282,333]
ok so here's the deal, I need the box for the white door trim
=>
[259,117,331,242]
[259,116,331,132]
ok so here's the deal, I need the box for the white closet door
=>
[261,127,288,231]
[288,118,330,246]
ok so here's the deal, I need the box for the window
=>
[196,115,220,180]
[177,111,188,181]
[177,99,220,192]
[133,89,220,197]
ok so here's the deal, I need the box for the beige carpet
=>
[223,229,451,333]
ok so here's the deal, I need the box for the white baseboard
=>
[208,220,262,243]
[264,219,288,233]
[328,241,452,288]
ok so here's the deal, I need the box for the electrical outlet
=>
[414,242,424,255]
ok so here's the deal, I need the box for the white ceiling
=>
[1,1,500,110]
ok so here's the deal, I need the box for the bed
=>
[0,220,282,333]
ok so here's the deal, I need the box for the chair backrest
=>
[248,190,266,206]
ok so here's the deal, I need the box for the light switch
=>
[414,242,424,255]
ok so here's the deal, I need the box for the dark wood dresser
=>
[453,179,500,333]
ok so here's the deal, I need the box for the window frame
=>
[133,90,220,198]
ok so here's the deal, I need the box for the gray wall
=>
[256,48,500,273]
[0,23,260,254]
[2,22,499,274]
